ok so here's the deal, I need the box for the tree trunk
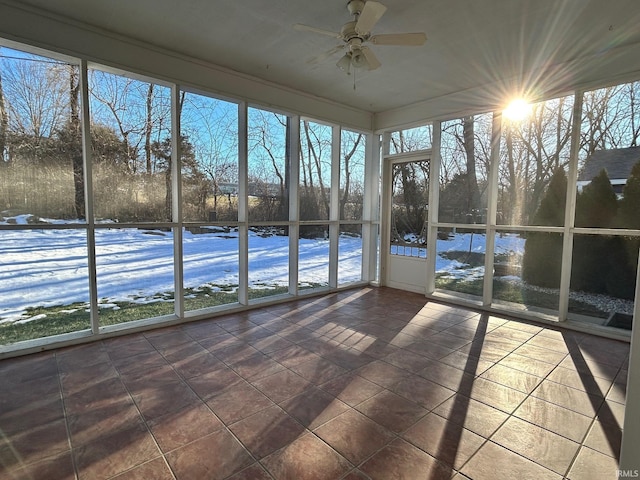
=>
[462,116,480,215]
[165,157,172,221]
[0,69,7,163]
[340,133,362,220]
[145,83,154,174]
[69,66,85,220]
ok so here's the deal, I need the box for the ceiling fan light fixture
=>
[336,53,352,74]
[350,51,367,69]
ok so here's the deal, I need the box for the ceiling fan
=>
[294,0,426,75]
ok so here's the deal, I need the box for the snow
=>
[0,218,525,323]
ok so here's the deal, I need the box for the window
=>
[246,108,291,299]
[567,81,640,325]
[389,124,433,154]
[180,92,239,223]
[439,114,491,224]
[0,46,90,344]
[0,38,374,351]
[88,68,171,222]
[299,120,332,222]
[390,160,429,258]
[180,92,240,310]
[498,96,574,227]
[339,129,366,285]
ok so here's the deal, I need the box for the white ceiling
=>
[7,0,640,115]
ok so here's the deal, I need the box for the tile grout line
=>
[105,339,180,480]
[54,350,81,480]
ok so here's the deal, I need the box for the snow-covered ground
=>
[1,215,525,323]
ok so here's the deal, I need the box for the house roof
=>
[578,146,640,182]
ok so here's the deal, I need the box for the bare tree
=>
[0,54,7,162]
[300,120,331,220]
[580,82,640,159]
[248,109,289,221]
[389,125,432,154]
[499,96,573,224]
[340,130,363,221]
[462,116,481,212]
[391,160,429,241]
[180,92,238,220]
[144,83,154,174]
[2,52,69,160]
[439,115,492,223]
[89,71,170,174]
[68,65,84,219]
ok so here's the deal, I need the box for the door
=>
[382,157,431,293]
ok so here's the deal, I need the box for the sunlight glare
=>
[503,99,532,121]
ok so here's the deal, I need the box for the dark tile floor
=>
[0,287,629,480]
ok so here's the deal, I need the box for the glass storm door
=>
[383,157,430,293]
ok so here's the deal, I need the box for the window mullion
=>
[329,125,341,288]
[80,59,99,335]
[288,116,300,295]
[482,112,502,307]
[171,84,184,318]
[238,102,249,305]
[426,121,441,295]
[558,90,584,321]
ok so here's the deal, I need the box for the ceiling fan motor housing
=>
[347,0,366,16]
[341,21,360,41]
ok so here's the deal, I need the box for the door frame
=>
[380,151,439,294]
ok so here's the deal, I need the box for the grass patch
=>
[435,276,609,318]
[0,303,91,345]
[248,285,291,299]
[1,283,318,346]
[183,285,238,311]
[99,300,175,325]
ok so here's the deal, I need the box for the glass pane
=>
[498,95,574,226]
[435,228,485,301]
[0,47,84,222]
[180,92,239,222]
[183,225,239,311]
[568,234,636,329]
[88,69,171,222]
[248,226,289,300]
[300,120,331,221]
[439,114,492,224]
[580,81,640,162]
[389,124,432,154]
[339,224,363,285]
[95,228,175,326]
[340,129,366,221]
[390,160,429,257]
[0,228,90,345]
[577,81,640,229]
[299,224,329,290]
[494,230,560,314]
[248,108,289,222]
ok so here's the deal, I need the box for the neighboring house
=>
[577,146,640,195]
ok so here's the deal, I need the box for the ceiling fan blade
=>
[369,32,427,46]
[360,46,381,70]
[308,45,345,64]
[355,1,387,35]
[293,23,342,39]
